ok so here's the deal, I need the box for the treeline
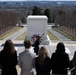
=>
[0,10,19,35]
[0,8,30,35]
[53,7,76,39]
[32,6,53,23]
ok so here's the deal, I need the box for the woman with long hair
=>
[35,46,51,75]
[0,39,18,75]
[51,42,70,75]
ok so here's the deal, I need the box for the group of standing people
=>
[0,39,76,75]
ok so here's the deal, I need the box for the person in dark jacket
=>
[35,46,51,75]
[51,42,70,75]
[0,39,18,75]
[33,36,41,55]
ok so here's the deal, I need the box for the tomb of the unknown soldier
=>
[25,15,50,45]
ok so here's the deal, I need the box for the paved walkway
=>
[3,27,27,41]
[48,27,71,41]
[2,25,71,41]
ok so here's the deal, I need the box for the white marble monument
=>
[25,15,50,45]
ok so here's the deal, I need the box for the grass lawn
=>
[16,32,26,40]
[53,27,76,41]
[16,30,59,40]
[47,30,58,40]
[0,27,22,40]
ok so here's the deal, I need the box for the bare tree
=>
[0,10,20,35]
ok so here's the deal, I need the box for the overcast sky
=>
[0,0,76,1]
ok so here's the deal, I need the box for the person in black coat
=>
[35,46,51,75]
[33,36,41,55]
[51,42,70,75]
[0,39,18,75]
